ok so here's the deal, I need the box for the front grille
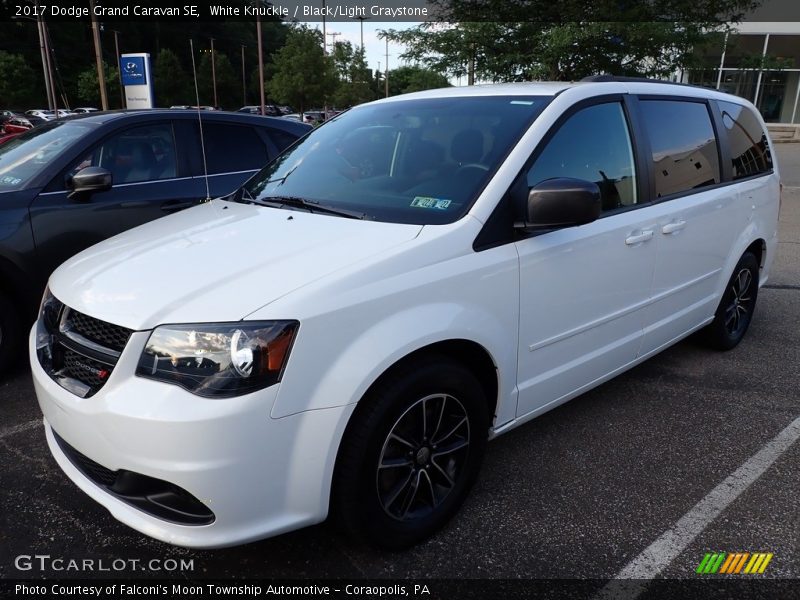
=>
[66,309,132,353]
[61,347,114,390]
[37,296,133,398]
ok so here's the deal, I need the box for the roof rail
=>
[580,74,709,89]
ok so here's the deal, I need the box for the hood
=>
[50,200,422,330]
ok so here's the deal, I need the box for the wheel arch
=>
[327,338,497,533]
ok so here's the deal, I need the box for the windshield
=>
[243,96,548,224]
[0,122,92,191]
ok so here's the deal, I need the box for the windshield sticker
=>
[411,196,452,210]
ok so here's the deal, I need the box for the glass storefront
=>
[686,33,800,124]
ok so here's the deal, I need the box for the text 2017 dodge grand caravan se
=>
[31,79,779,549]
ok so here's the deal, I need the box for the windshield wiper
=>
[256,195,367,220]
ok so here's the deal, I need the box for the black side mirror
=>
[68,166,112,200]
[517,177,601,231]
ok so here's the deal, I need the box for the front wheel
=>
[332,356,489,549]
[703,252,759,350]
[0,291,21,377]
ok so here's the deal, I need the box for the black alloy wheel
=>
[332,355,489,549]
[703,252,760,350]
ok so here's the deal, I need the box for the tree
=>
[383,0,763,82]
[267,25,337,115]
[154,49,191,108]
[331,44,376,108]
[76,62,120,107]
[0,51,37,108]
[197,50,239,109]
[388,65,451,96]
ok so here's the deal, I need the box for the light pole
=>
[322,0,327,54]
[256,13,266,115]
[113,30,123,108]
[241,45,247,107]
[89,0,108,110]
[385,37,389,98]
[210,37,217,108]
[327,31,341,52]
[356,16,369,51]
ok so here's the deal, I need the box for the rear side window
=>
[526,102,638,212]
[639,100,720,198]
[202,123,269,174]
[717,100,772,179]
[265,127,302,152]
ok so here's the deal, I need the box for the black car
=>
[0,109,309,372]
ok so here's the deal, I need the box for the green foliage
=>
[76,62,120,107]
[0,15,287,109]
[154,49,191,108]
[267,25,337,115]
[383,0,764,82]
[0,51,37,108]
[331,44,376,108]
[388,65,451,96]
[197,50,239,109]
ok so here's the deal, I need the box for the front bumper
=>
[30,325,354,548]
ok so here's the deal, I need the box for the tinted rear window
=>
[203,123,269,174]
[266,127,302,152]
[717,100,772,179]
[639,100,721,198]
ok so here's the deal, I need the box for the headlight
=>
[136,321,299,398]
[38,286,64,331]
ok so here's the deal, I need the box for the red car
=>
[0,116,32,145]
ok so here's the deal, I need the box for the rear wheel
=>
[332,356,489,549]
[703,252,759,350]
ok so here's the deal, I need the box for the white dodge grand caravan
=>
[31,78,780,549]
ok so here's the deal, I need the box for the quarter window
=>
[717,100,772,179]
[527,102,638,212]
[639,100,720,198]
[201,123,269,174]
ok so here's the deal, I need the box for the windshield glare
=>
[0,122,91,191]
[244,96,547,224]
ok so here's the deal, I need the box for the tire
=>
[0,291,21,377]
[702,252,759,351]
[332,355,489,549]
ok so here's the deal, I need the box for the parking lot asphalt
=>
[1,146,799,587]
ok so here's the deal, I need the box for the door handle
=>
[661,220,687,235]
[625,230,654,245]
[161,200,198,213]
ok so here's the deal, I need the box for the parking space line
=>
[597,414,800,599]
[0,419,41,440]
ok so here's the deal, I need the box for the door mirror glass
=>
[519,177,601,230]
[68,166,112,199]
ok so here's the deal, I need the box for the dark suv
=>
[0,109,309,372]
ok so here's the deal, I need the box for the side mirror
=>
[67,166,112,200]
[517,177,601,231]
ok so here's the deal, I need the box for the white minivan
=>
[31,78,779,549]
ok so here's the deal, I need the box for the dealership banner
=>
[2,578,799,599]
[4,0,800,22]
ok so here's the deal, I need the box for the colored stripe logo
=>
[696,552,773,574]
